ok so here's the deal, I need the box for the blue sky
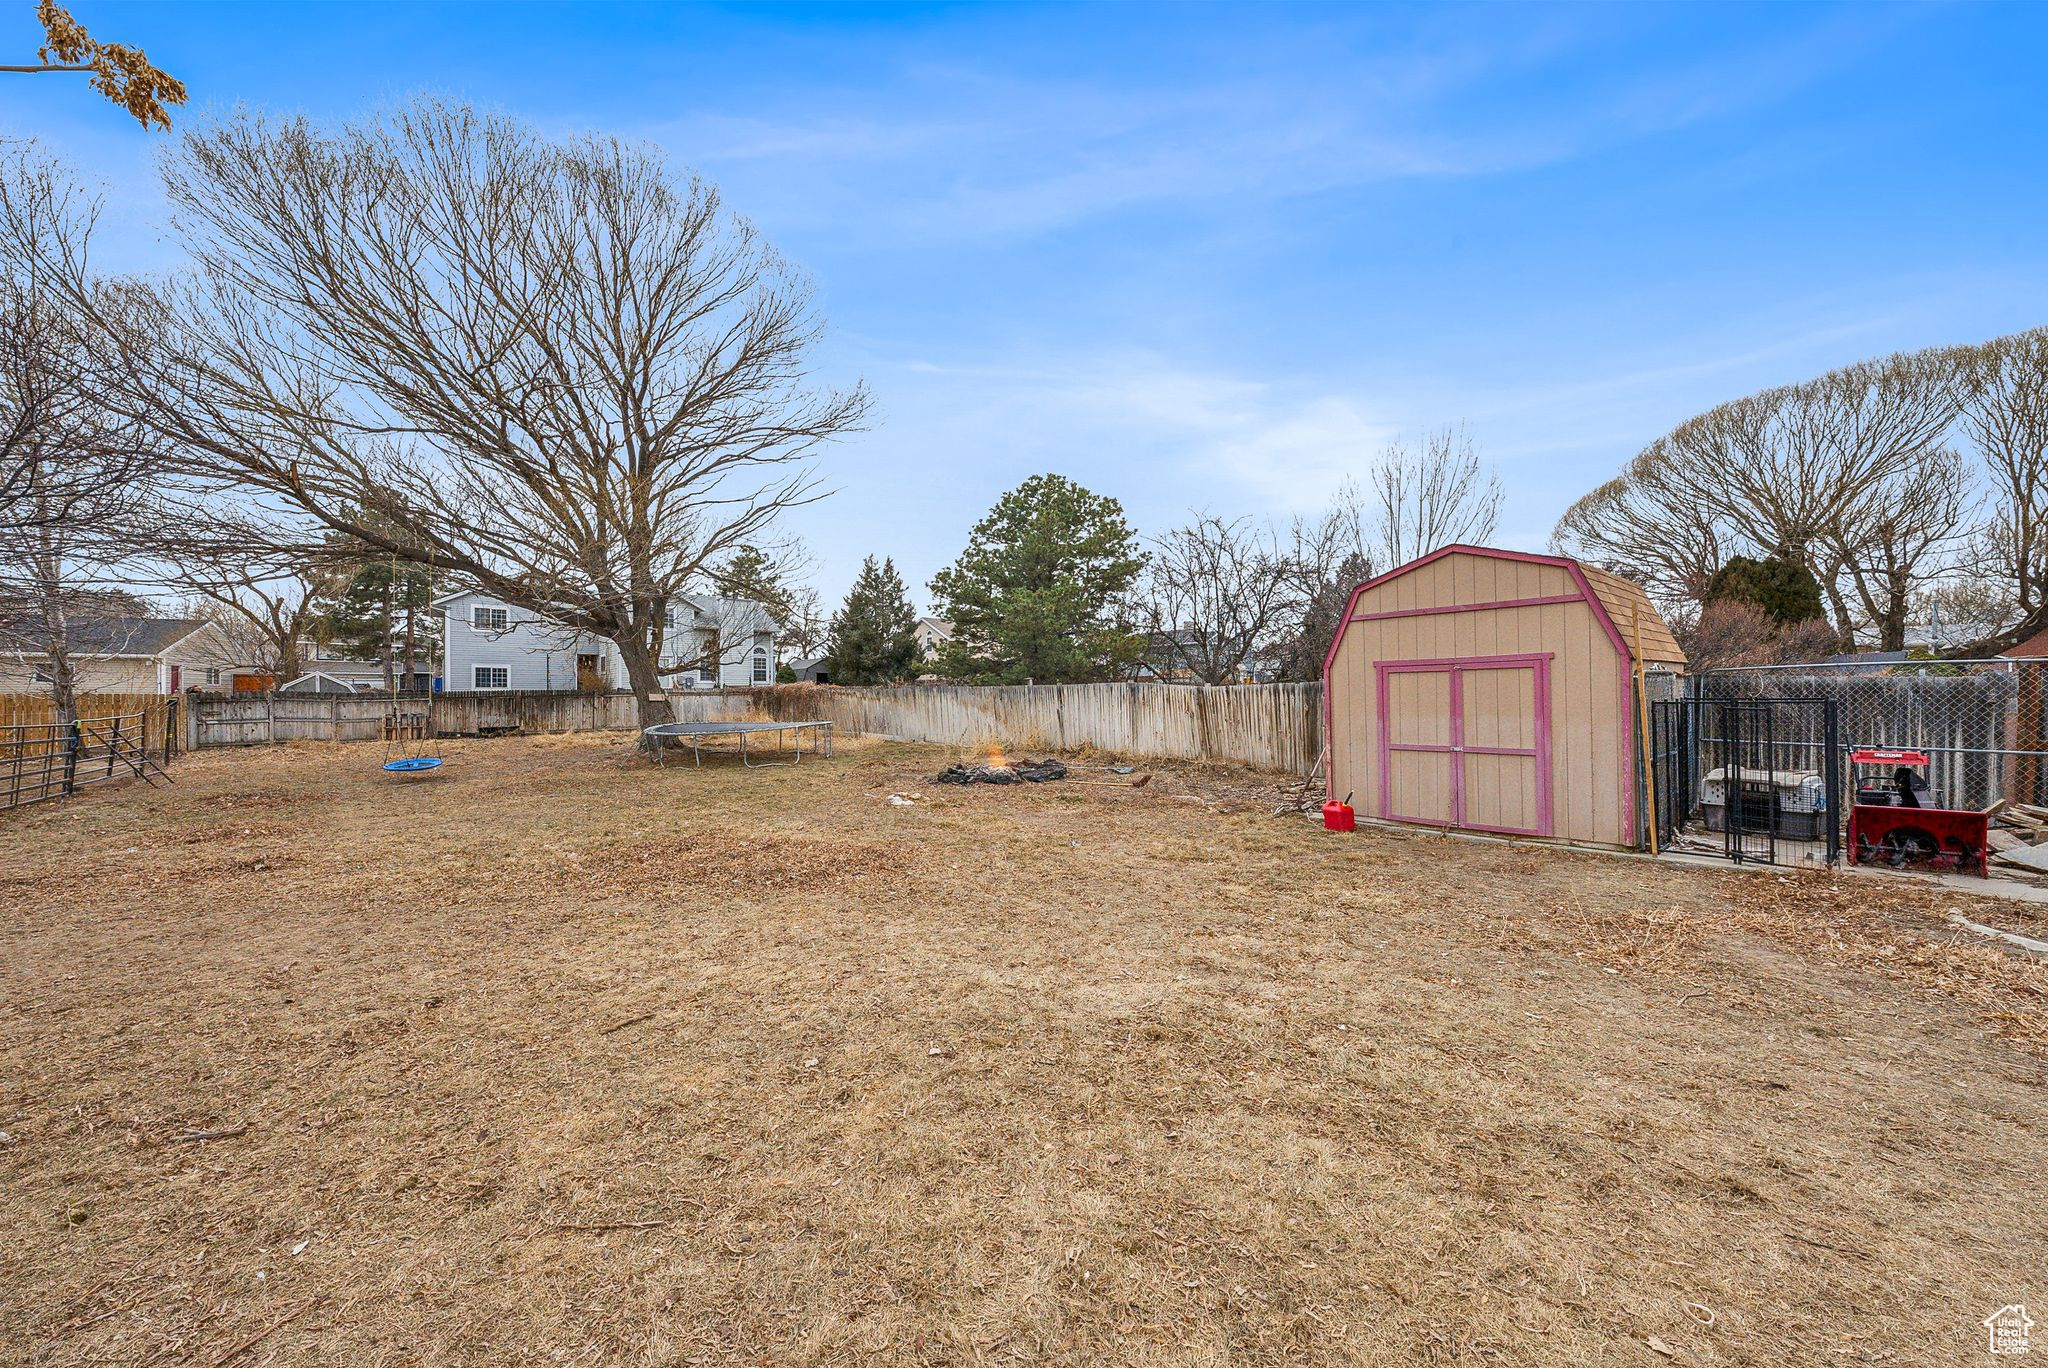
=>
[5,2,2045,612]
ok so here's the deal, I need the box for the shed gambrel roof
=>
[1576,563,1687,668]
[1332,545,1687,671]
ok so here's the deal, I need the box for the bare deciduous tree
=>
[26,99,869,727]
[1955,328,2048,652]
[1363,426,1502,568]
[0,143,160,722]
[155,527,346,682]
[1556,347,1968,649]
[1141,514,1299,684]
[777,583,830,663]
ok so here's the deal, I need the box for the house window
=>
[752,647,769,684]
[204,667,222,685]
[471,605,509,632]
[473,665,510,690]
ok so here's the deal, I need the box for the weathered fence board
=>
[0,691,174,739]
[1,703,173,812]
[755,682,1324,773]
[185,682,1327,772]
[187,689,760,749]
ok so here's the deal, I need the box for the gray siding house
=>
[437,589,778,694]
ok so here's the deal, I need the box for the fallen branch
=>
[599,1012,656,1036]
[168,1124,249,1144]
[1946,912,2048,956]
[533,1217,671,1235]
[1779,1229,1867,1259]
[208,1296,321,1366]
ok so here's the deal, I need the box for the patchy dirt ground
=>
[1,733,2043,1367]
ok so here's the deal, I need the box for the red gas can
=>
[1322,795,1355,832]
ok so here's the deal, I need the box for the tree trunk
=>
[379,576,396,693]
[45,647,77,729]
[30,535,77,728]
[42,634,78,728]
[1822,580,1857,648]
[615,634,676,730]
[401,603,417,691]
[276,634,302,683]
[1878,570,1909,653]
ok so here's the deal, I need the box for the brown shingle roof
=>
[1576,564,1688,668]
[2003,624,2048,660]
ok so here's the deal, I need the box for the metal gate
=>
[1651,696,1841,865]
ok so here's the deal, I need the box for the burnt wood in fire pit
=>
[932,758,1069,785]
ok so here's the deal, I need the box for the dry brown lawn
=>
[2,733,2044,1367]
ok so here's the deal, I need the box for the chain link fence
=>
[1690,660,2047,812]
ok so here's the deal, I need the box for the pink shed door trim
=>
[1319,545,1640,842]
[1376,653,1554,838]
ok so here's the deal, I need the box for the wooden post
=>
[1633,607,1660,855]
[62,719,81,797]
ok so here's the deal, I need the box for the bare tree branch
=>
[22,100,869,726]
[1141,513,1298,684]
[1364,426,1502,568]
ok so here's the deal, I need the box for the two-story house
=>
[436,589,779,694]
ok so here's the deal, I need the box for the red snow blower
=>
[1845,748,1988,876]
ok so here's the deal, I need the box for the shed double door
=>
[1378,654,1553,837]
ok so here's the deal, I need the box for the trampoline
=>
[642,719,834,769]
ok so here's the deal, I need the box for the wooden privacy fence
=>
[186,682,1327,773]
[756,682,1324,773]
[187,689,762,749]
[0,691,177,744]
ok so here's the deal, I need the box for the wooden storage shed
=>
[1323,545,1685,848]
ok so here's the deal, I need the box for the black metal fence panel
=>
[1694,660,2045,812]
[1652,696,1842,865]
[0,708,173,813]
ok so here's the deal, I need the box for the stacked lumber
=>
[1990,802,2048,877]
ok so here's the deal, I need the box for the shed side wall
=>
[1327,553,1632,847]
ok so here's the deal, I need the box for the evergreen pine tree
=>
[1705,554,1828,626]
[928,473,1147,683]
[827,556,920,684]
[713,544,796,624]
[315,558,438,689]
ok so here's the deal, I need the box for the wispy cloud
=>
[643,10,1905,247]
[857,348,1400,514]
